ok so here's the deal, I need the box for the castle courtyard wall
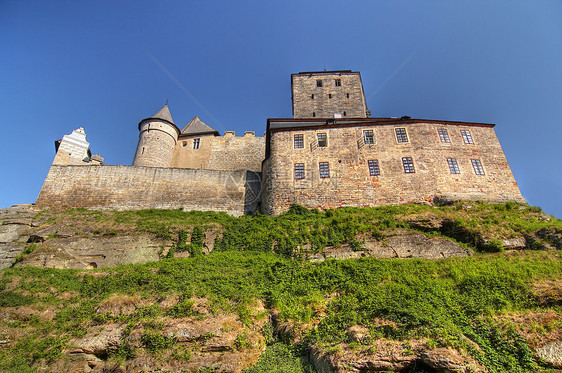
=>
[172,133,265,172]
[261,121,525,215]
[36,165,261,216]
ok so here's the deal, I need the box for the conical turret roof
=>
[180,116,219,136]
[138,104,180,134]
[151,104,175,124]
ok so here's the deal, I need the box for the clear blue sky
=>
[1,1,561,217]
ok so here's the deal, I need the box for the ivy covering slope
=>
[1,202,561,372]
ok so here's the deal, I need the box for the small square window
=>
[317,133,328,147]
[471,159,485,175]
[193,138,200,149]
[461,130,474,144]
[402,157,415,173]
[316,80,323,87]
[363,130,375,144]
[319,162,330,178]
[294,163,305,180]
[395,128,409,143]
[447,158,460,174]
[368,160,380,176]
[335,79,341,87]
[438,128,450,143]
[294,134,304,149]
[328,94,332,99]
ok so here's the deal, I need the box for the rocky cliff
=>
[0,202,560,372]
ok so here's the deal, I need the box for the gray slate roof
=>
[180,116,219,136]
[151,104,175,124]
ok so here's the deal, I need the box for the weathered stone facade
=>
[173,131,264,172]
[36,69,526,215]
[261,118,525,215]
[36,165,261,216]
[292,71,369,119]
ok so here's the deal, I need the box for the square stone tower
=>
[291,70,369,119]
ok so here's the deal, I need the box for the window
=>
[294,134,304,149]
[193,138,200,149]
[438,128,450,143]
[447,158,460,174]
[319,162,330,178]
[346,93,350,98]
[343,111,347,117]
[181,141,188,147]
[395,128,409,143]
[294,163,305,180]
[317,133,328,147]
[402,157,415,173]
[311,94,314,99]
[335,79,341,87]
[316,80,323,87]
[471,159,485,175]
[368,160,380,176]
[312,112,316,117]
[461,130,474,144]
[363,130,375,144]
[328,94,332,99]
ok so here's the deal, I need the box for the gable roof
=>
[180,116,220,136]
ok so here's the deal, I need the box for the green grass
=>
[3,202,560,371]
[1,249,560,372]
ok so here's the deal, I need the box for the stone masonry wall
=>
[261,121,525,215]
[133,121,178,168]
[172,133,265,172]
[292,72,368,118]
[36,165,261,216]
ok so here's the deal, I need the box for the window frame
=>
[319,162,330,178]
[293,134,304,149]
[193,138,201,149]
[363,129,375,144]
[316,80,323,87]
[294,163,305,180]
[446,158,461,174]
[368,159,380,176]
[317,132,328,147]
[395,128,409,143]
[461,129,474,144]
[471,159,485,175]
[438,128,451,143]
[402,157,415,173]
[335,79,341,87]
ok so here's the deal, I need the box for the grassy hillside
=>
[1,202,561,372]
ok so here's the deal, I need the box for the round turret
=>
[133,104,180,168]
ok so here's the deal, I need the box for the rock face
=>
[0,204,37,269]
[308,229,472,261]
[308,342,486,373]
[536,341,562,368]
[20,235,162,269]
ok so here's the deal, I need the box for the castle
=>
[36,70,526,215]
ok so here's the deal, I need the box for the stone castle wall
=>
[172,132,265,172]
[36,165,261,216]
[261,121,525,215]
[292,72,368,118]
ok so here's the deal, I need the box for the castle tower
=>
[291,70,369,119]
[133,104,180,167]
